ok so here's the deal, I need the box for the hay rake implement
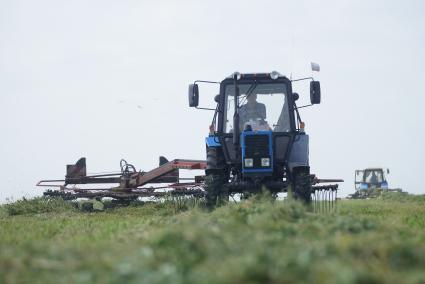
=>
[37,157,342,210]
[37,157,207,201]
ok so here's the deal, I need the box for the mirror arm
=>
[291,77,314,82]
[293,103,302,129]
[194,80,220,84]
[195,106,216,111]
[210,106,219,131]
[296,104,313,109]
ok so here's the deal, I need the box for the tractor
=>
[188,71,337,206]
[350,168,402,199]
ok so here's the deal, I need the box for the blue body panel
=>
[381,181,388,189]
[241,131,273,174]
[205,136,221,147]
[359,183,368,190]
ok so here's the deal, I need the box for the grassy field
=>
[1,193,425,284]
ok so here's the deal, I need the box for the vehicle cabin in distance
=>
[350,168,402,199]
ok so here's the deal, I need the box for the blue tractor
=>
[351,168,402,198]
[188,71,337,206]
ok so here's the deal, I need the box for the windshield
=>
[363,170,384,183]
[224,82,290,132]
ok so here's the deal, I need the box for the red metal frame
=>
[37,158,207,191]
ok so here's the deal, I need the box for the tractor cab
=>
[355,168,389,190]
[214,73,302,177]
[221,77,292,133]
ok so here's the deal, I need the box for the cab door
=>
[354,170,365,190]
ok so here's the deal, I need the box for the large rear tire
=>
[293,171,312,204]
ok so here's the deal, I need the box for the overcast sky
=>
[1,0,424,202]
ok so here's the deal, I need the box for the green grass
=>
[1,194,425,284]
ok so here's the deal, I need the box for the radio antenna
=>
[289,34,295,80]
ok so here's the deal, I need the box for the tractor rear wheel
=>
[205,174,228,208]
[293,171,312,204]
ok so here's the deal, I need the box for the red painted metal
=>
[134,159,206,187]
[37,158,207,191]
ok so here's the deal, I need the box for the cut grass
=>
[1,194,425,284]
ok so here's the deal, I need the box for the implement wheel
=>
[205,174,228,208]
[293,171,312,204]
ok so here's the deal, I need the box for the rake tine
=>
[316,190,318,213]
[327,190,329,212]
[319,190,321,213]
[335,188,338,211]
[325,190,327,212]
[316,190,320,212]
[317,190,322,212]
[317,190,320,213]
[334,189,336,211]
[328,190,330,212]
[328,190,331,212]
[317,190,319,213]
[320,190,322,213]
[323,190,326,212]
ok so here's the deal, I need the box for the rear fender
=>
[288,134,309,171]
[291,166,310,176]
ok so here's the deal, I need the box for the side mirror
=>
[292,93,299,101]
[214,94,220,103]
[387,169,390,174]
[310,81,321,104]
[188,84,199,107]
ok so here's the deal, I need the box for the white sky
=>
[1,0,424,202]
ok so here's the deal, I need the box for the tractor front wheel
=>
[205,174,228,208]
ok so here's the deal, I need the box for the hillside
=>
[1,194,425,284]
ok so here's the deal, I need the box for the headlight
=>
[261,158,270,167]
[244,158,254,167]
